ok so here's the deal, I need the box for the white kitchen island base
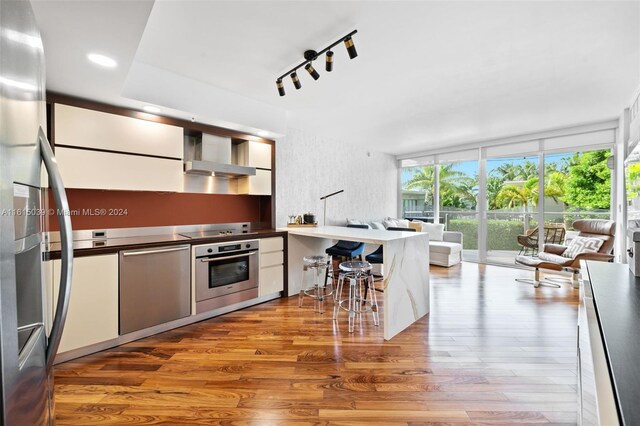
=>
[283,226,430,340]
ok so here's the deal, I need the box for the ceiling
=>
[32,1,640,155]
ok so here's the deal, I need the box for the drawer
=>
[259,264,284,296]
[261,251,283,268]
[260,237,283,253]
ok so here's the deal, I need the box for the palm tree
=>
[495,177,538,211]
[487,176,504,209]
[405,164,477,210]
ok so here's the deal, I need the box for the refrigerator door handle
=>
[39,127,74,368]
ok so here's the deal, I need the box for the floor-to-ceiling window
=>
[482,155,540,264]
[437,151,479,261]
[543,149,612,234]
[401,159,435,221]
[398,124,617,266]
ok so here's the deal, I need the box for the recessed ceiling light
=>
[87,53,117,68]
[143,105,161,114]
[257,130,269,137]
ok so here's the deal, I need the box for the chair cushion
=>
[515,255,564,271]
[538,251,574,266]
[326,242,365,258]
[562,236,604,258]
[429,241,462,255]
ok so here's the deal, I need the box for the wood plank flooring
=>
[54,263,579,425]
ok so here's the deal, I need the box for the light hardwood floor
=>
[54,263,579,425]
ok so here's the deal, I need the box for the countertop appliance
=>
[0,1,74,423]
[627,228,640,276]
[194,240,259,313]
[119,245,191,334]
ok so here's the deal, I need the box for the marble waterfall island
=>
[282,226,430,340]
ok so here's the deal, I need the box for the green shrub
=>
[448,219,524,250]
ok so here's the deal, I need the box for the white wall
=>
[275,126,397,227]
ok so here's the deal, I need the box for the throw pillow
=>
[396,219,410,228]
[562,236,604,258]
[370,221,385,230]
[417,222,445,241]
[408,222,422,232]
[383,219,398,229]
[347,218,363,226]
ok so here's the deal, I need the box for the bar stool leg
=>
[348,277,356,333]
[368,274,379,326]
[299,265,307,308]
[333,273,344,321]
[317,268,325,314]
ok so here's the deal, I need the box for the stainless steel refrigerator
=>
[0,0,73,424]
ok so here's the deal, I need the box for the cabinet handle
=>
[122,246,190,257]
[40,126,74,369]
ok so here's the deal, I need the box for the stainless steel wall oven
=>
[194,240,259,313]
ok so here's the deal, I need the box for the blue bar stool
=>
[363,227,415,300]
[325,224,368,283]
[299,255,332,313]
[333,260,379,332]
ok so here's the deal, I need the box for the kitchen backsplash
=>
[46,189,271,231]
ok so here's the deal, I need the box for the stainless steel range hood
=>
[184,133,256,177]
[184,160,256,177]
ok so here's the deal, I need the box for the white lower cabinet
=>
[52,254,119,353]
[259,237,284,296]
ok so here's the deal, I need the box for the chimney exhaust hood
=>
[184,133,256,177]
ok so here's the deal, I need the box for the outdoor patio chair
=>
[515,219,614,288]
[516,223,566,256]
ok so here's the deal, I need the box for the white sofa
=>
[429,231,463,267]
[346,219,463,267]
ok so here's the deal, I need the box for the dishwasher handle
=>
[122,246,190,257]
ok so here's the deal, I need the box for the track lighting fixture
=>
[325,51,333,72]
[291,72,301,89]
[304,63,320,80]
[276,79,285,96]
[344,37,357,59]
[275,30,358,96]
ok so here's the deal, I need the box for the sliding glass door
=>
[543,149,612,239]
[485,155,540,264]
[438,160,478,261]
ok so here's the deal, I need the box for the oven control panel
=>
[194,239,259,258]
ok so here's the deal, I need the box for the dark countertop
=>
[45,229,287,260]
[584,261,640,426]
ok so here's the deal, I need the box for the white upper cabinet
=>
[54,104,183,158]
[235,141,272,169]
[55,147,183,192]
[237,169,272,195]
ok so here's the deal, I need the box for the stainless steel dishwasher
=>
[119,245,191,334]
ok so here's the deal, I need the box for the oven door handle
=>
[200,251,258,262]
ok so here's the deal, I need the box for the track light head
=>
[305,63,320,80]
[325,51,333,72]
[291,72,301,89]
[344,36,357,59]
[276,79,285,96]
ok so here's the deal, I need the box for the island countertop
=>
[279,225,425,244]
[283,225,430,340]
